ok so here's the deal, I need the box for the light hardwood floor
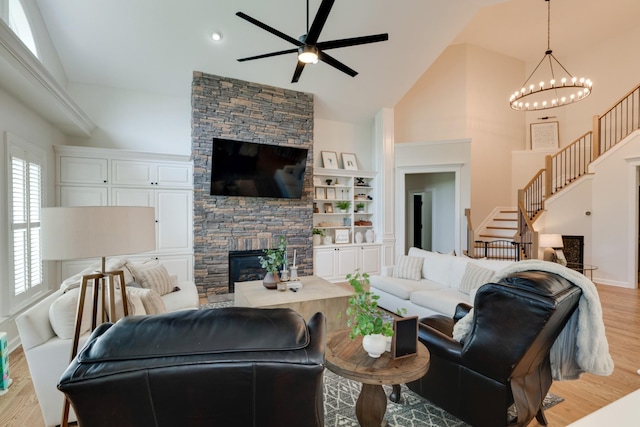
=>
[0,284,638,426]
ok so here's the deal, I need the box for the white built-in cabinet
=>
[54,146,194,282]
[312,168,380,281]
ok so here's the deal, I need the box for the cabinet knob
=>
[103,180,107,183]
[155,220,158,223]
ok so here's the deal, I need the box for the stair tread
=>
[487,226,517,230]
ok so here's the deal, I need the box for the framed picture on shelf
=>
[321,151,339,169]
[341,153,358,170]
[315,187,326,200]
[326,188,336,200]
[324,203,333,213]
[313,176,322,186]
[530,121,559,150]
[334,228,350,244]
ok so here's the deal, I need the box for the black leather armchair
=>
[407,271,581,427]
[58,307,326,427]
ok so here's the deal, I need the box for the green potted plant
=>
[356,202,365,213]
[336,200,351,213]
[344,270,394,358]
[259,236,287,289]
[312,228,325,246]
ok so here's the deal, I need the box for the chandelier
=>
[510,0,592,111]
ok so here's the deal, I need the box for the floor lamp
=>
[40,206,156,427]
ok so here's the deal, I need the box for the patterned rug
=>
[202,301,563,426]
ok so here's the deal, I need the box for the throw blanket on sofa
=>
[454,260,614,380]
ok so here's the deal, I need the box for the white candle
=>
[293,249,297,267]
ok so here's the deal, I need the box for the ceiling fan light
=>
[298,45,318,64]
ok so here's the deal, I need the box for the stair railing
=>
[516,83,640,252]
[465,208,474,257]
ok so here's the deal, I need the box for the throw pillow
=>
[126,259,160,282]
[459,263,495,295]
[392,255,424,281]
[452,309,474,343]
[126,287,167,314]
[136,264,174,296]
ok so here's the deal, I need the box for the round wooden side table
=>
[325,329,430,427]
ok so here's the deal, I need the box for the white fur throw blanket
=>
[453,260,614,380]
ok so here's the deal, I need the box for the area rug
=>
[323,369,563,427]
[201,301,563,426]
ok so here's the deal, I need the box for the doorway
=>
[409,191,433,250]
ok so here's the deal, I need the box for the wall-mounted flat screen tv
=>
[210,138,309,199]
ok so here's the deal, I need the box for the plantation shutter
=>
[8,142,44,312]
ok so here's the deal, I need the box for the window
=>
[0,0,38,57]
[5,136,45,314]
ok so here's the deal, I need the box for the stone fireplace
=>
[228,250,265,293]
[191,72,314,299]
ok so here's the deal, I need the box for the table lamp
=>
[40,206,156,427]
[539,234,564,262]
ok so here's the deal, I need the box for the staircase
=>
[469,83,640,261]
[471,209,520,259]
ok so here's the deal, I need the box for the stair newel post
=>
[544,155,553,198]
[592,114,601,160]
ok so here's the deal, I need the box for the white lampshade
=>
[538,233,564,249]
[41,206,156,261]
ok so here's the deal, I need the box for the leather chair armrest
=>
[453,303,473,323]
[417,321,463,362]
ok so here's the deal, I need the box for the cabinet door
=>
[157,163,193,187]
[111,188,154,207]
[336,247,358,278]
[60,156,108,184]
[359,245,381,275]
[111,160,156,186]
[156,190,193,253]
[60,186,108,206]
[313,248,335,279]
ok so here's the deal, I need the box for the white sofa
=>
[369,247,516,319]
[15,258,199,427]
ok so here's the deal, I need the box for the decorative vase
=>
[355,232,364,243]
[365,229,374,243]
[362,334,388,358]
[262,272,280,290]
[313,234,322,246]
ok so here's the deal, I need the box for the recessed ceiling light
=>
[211,32,222,42]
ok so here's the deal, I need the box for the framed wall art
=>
[321,151,339,169]
[341,153,358,170]
[326,188,336,200]
[315,187,326,200]
[323,203,333,213]
[334,228,350,244]
[530,121,559,150]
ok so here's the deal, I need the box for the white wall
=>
[67,83,192,156]
[313,118,373,170]
[0,86,66,348]
[394,44,524,227]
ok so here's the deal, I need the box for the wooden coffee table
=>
[325,329,430,427]
[234,275,352,331]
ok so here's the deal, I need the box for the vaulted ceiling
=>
[34,0,639,124]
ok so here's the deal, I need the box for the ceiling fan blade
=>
[318,51,357,78]
[305,0,335,45]
[292,61,306,83]
[238,48,299,62]
[236,12,302,46]
[317,33,389,50]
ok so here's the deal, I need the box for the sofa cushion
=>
[410,288,469,318]
[392,255,424,281]
[126,287,166,314]
[369,275,439,300]
[136,264,174,296]
[408,247,455,285]
[459,263,496,295]
[49,287,137,340]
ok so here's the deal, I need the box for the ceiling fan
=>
[236,0,388,83]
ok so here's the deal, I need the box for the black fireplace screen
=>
[228,250,266,293]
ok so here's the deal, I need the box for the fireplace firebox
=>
[228,250,267,293]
